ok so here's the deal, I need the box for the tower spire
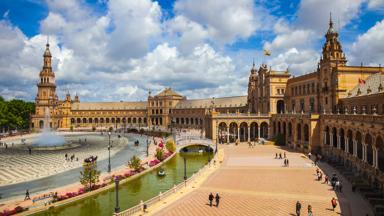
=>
[329,12,333,28]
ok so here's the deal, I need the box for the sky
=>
[0,0,383,102]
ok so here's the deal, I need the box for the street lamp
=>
[183,156,187,181]
[114,178,120,213]
[146,137,150,157]
[215,122,218,154]
[108,131,111,173]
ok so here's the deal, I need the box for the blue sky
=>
[0,0,383,102]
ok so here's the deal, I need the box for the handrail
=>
[114,153,217,216]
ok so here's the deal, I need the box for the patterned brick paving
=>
[154,144,373,216]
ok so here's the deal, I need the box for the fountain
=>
[32,107,66,147]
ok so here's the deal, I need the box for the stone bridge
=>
[176,136,214,152]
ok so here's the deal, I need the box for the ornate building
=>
[31,16,384,188]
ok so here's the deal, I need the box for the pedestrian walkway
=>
[152,144,373,216]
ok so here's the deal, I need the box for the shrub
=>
[128,155,142,172]
[165,139,176,153]
[155,148,165,161]
[274,133,285,146]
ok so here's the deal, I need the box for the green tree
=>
[155,148,165,161]
[0,97,34,132]
[80,162,101,191]
[128,155,142,171]
[274,133,285,146]
[165,139,176,153]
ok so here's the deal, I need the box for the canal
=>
[33,151,210,216]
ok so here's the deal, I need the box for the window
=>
[325,97,328,105]
[277,89,280,95]
[300,99,304,112]
[311,83,315,93]
[291,100,296,111]
[309,97,315,112]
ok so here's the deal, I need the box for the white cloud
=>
[367,0,384,9]
[264,29,317,53]
[174,0,265,44]
[297,0,363,33]
[350,19,384,65]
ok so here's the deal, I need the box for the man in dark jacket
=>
[296,201,301,216]
[215,193,221,207]
[208,193,214,207]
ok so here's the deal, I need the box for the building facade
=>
[31,16,384,187]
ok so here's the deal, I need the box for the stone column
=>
[372,147,377,168]
[258,126,261,139]
[247,126,250,142]
[330,133,333,148]
[227,127,230,144]
[345,138,349,153]
[323,131,327,145]
[237,126,240,141]
[337,135,341,149]
[376,148,379,168]
[362,143,367,162]
[353,140,357,157]
[253,125,256,141]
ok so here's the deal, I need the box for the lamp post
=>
[146,137,149,157]
[108,131,111,173]
[183,156,187,181]
[114,178,120,213]
[215,121,218,154]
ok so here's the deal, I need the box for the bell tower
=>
[34,39,59,127]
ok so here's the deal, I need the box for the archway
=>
[218,122,228,144]
[340,129,345,150]
[250,122,258,141]
[347,130,353,154]
[377,136,384,172]
[240,122,248,142]
[39,120,44,129]
[332,127,337,148]
[365,134,373,165]
[288,122,292,139]
[88,118,92,124]
[70,118,75,125]
[304,124,309,148]
[277,100,285,114]
[356,132,363,160]
[283,122,287,137]
[229,122,238,142]
[325,127,330,145]
[277,121,281,134]
[260,122,268,139]
[297,123,301,142]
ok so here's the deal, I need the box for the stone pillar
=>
[258,126,261,139]
[373,147,377,168]
[337,135,341,149]
[353,140,357,156]
[330,133,334,148]
[375,148,379,169]
[253,125,256,141]
[247,126,250,142]
[237,126,240,141]
[362,143,367,162]
[227,127,230,144]
[323,131,327,145]
[345,138,349,153]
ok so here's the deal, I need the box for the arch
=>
[88,118,92,124]
[304,124,309,142]
[218,122,228,144]
[277,100,285,114]
[111,118,115,123]
[138,118,142,124]
[116,118,121,124]
[133,118,137,124]
[239,122,248,142]
[94,118,99,124]
[128,118,131,124]
[332,127,337,148]
[282,122,286,136]
[339,128,345,150]
[347,130,353,154]
[82,118,87,124]
[71,118,75,124]
[229,122,238,142]
[181,118,184,124]
[365,133,373,165]
[288,122,292,138]
[277,121,281,134]
[260,122,268,139]
[376,136,384,172]
[191,118,194,125]
[106,118,110,124]
[77,118,81,124]
[325,126,330,145]
[273,121,276,135]
[100,118,104,123]
[39,120,44,129]
[250,122,258,141]
[186,118,189,125]
[297,123,301,141]
[356,131,363,160]
[122,118,126,123]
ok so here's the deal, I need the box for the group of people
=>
[208,193,220,207]
[316,169,343,192]
[65,153,78,162]
[275,152,290,167]
[295,201,312,216]
[0,142,11,149]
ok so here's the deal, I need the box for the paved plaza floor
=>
[154,144,373,216]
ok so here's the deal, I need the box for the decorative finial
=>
[329,12,333,27]
[252,58,255,67]
[46,35,50,47]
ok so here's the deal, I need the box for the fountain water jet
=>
[32,107,66,147]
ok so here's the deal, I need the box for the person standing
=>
[215,193,220,207]
[296,201,302,216]
[284,152,286,158]
[208,193,214,207]
[331,197,337,211]
[25,189,30,200]
[307,205,313,216]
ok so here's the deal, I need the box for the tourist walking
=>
[25,189,30,200]
[331,197,337,211]
[284,152,286,158]
[28,147,32,155]
[324,175,329,184]
[287,159,289,167]
[208,193,214,207]
[215,193,220,207]
[279,153,282,159]
[307,205,313,216]
[275,153,278,159]
[296,201,302,216]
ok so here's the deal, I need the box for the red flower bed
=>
[0,206,27,216]
[149,159,160,167]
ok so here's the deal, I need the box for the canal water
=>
[33,152,210,216]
